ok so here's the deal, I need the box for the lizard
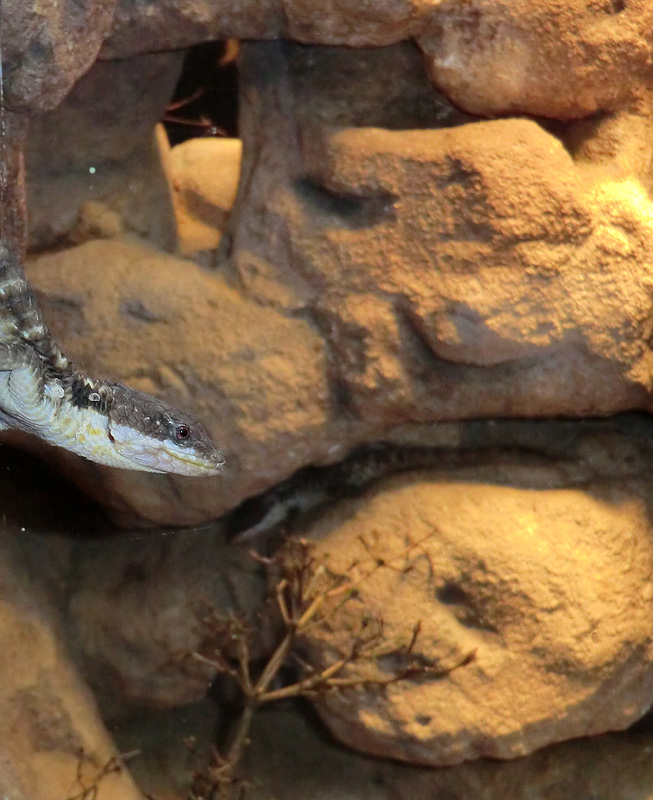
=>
[0,243,225,476]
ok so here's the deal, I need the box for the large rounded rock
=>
[298,474,653,764]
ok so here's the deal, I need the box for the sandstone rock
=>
[13,41,653,531]
[1,0,116,113]
[296,474,653,765]
[100,0,653,127]
[417,0,653,119]
[229,42,653,425]
[52,417,653,720]
[168,136,242,258]
[26,52,183,252]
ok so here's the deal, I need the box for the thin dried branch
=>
[187,533,476,800]
[62,750,141,800]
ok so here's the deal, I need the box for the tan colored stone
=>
[15,41,653,530]
[168,137,242,256]
[297,475,653,765]
[230,43,653,424]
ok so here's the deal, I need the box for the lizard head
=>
[104,383,226,476]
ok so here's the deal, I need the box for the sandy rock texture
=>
[230,42,653,422]
[299,472,653,765]
[7,0,653,780]
[1,0,116,112]
[417,0,653,118]
[54,417,653,763]
[167,136,242,259]
[18,41,653,525]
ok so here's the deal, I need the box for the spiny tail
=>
[0,244,69,372]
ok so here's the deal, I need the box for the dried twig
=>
[187,536,476,799]
[62,750,142,800]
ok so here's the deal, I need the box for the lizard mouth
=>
[108,423,225,476]
[118,443,225,476]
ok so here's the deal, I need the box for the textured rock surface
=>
[20,42,653,527]
[228,42,653,423]
[19,68,653,525]
[295,471,653,765]
[56,416,653,749]
[168,136,242,258]
[111,699,653,800]
[6,0,653,780]
[101,0,419,58]
[100,0,653,125]
[242,706,653,800]
[417,0,653,118]
[1,0,116,112]
[26,52,182,252]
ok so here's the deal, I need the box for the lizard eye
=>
[175,424,191,442]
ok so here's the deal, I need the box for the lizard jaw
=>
[108,421,226,476]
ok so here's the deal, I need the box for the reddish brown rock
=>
[417,0,653,119]
[1,0,116,112]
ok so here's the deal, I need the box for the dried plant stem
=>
[187,537,476,800]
